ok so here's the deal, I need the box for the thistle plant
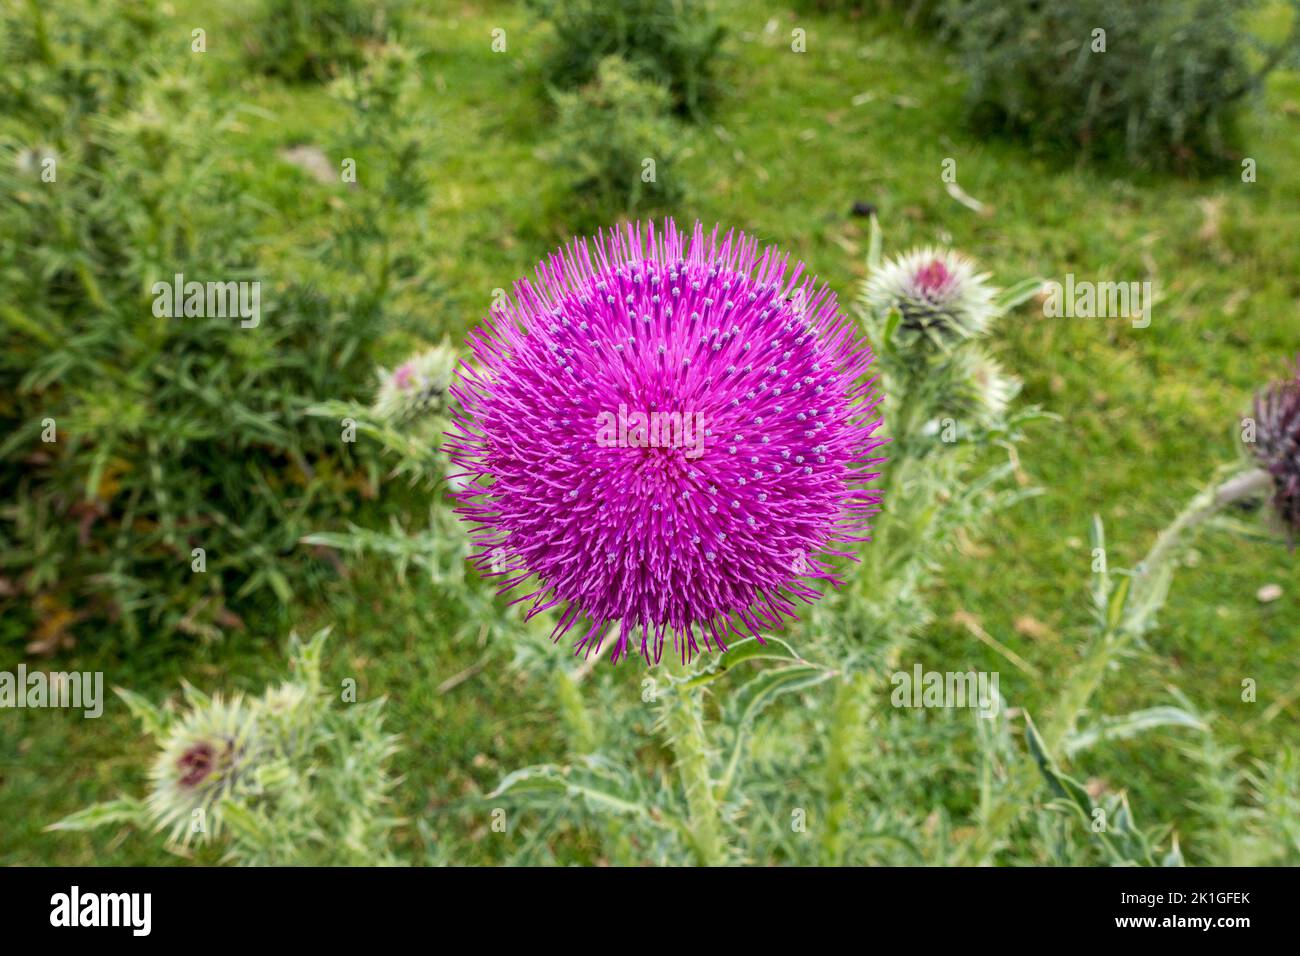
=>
[454,219,884,864]
[862,246,1000,348]
[308,340,461,487]
[951,360,1298,866]
[840,221,1044,652]
[1034,360,1300,758]
[545,56,687,225]
[810,220,1043,862]
[50,632,403,866]
[372,344,459,427]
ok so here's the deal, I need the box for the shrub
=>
[528,0,725,116]
[936,0,1300,168]
[244,0,399,82]
[0,0,164,129]
[544,57,686,224]
[0,6,402,650]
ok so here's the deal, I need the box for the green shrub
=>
[0,0,167,133]
[528,0,725,116]
[937,0,1300,168]
[244,0,398,82]
[544,56,686,225]
[0,6,404,650]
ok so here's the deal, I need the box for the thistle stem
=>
[662,651,725,866]
[1133,468,1271,599]
[551,665,597,755]
[820,672,864,865]
[1047,467,1270,749]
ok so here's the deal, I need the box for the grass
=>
[3,0,1298,865]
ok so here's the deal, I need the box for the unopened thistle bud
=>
[1250,358,1300,534]
[372,343,459,424]
[940,347,1021,429]
[146,695,260,845]
[864,247,997,347]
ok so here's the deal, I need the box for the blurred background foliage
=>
[2,0,1299,865]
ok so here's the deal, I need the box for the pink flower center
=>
[176,742,215,789]
[393,363,416,390]
[914,259,951,295]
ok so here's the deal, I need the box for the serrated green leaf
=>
[114,687,168,737]
[992,276,1044,315]
[1024,712,1093,817]
[1063,706,1206,758]
[46,798,144,832]
[679,634,805,689]
[491,760,659,821]
[718,664,834,798]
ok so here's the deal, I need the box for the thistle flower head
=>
[1251,358,1300,533]
[864,247,997,346]
[939,347,1021,429]
[446,219,885,664]
[372,343,459,424]
[147,694,259,844]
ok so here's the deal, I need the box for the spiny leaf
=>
[1063,706,1207,758]
[490,759,660,821]
[679,634,805,689]
[46,798,144,832]
[1024,712,1093,817]
[992,276,1044,315]
[718,664,835,799]
[114,687,168,737]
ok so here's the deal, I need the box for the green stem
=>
[1046,467,1271,751]
[551,664,597,755]
[820,672,864,865]
[661,652,725,866]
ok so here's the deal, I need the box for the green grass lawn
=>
[4,0,1299,865]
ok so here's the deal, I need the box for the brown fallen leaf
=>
[1014,615,1057,642]
[26,594,79,656]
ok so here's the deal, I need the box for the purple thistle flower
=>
[446,220,886,664]
[1252,358,1300,534]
